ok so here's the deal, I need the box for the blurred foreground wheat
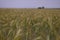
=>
[0,8,60,40]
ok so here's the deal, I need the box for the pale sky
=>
[0,0,60,8]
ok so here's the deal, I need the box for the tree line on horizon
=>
[38,6,45,9]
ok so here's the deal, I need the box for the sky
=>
[0,0,60,8]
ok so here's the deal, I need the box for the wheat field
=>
[0,8,60,40]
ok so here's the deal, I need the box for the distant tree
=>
[38,6,45,9]
[42,6,45,9]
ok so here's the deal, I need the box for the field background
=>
[0,8,60,40]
